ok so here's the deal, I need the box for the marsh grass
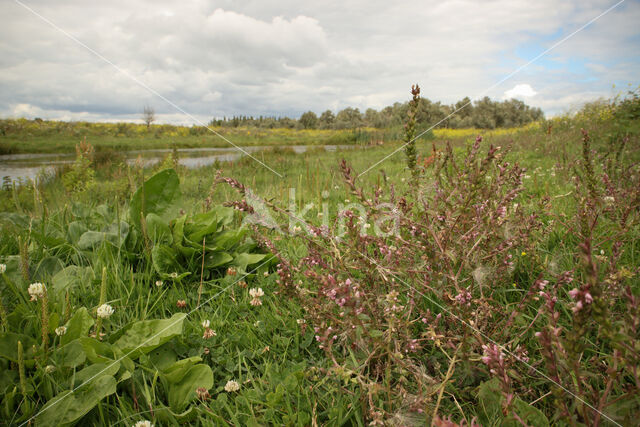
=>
[0,94,638,425]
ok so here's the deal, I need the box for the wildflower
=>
[224,380,240,392]
[572,300,583,313]
[237,280,247,289]
[44,365,56,374]
[521,251,526,256]
[226,267,237,276]
[249,288,264,306]
[133,421,153,427]
[28,282,46,301]
[568,288,579,299]
[296,319,306,324]
[176,299,186,308]
[55,326,67,336]
[196,387,211,400]
[155,280,163,287]
[202,320,210,328]
[169,272,178,279]
[96,304,114,319]
[603,196,615,205]
[0,263,6,274]
[203,327,216,339]
[263,271,269,277]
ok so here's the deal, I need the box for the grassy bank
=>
[1,98,639,426]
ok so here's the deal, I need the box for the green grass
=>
[1,104,639,425]
[0,124,392,154]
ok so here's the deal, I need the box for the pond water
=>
[0,145,353,183]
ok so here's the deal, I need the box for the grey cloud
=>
[0,0,638,122]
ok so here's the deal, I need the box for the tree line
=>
[210,96,544,130]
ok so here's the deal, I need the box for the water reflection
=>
[0,145,354,183]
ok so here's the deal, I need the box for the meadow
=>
[0,94,639,426]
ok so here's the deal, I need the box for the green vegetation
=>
[0,91,639,426]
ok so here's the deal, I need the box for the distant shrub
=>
[62,138,95,194]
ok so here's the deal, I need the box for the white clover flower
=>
[28,282,46,301]
[55,326,67,336]
[169,272,178,279]
[96,303,114,319]
[202,328,216,339]
[224,380,240,392]
[133,421,153,427]
[202,320,210,328]
[0,263,6,274]
[249,288,264,298]
[155,280,163,287]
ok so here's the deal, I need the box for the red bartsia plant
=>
[218,126,639,424]
[218,135,548,420]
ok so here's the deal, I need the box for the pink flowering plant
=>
[217,103,640,424]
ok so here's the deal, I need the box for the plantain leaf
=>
[35,374,116,426]
[113,313,186,359]
[129,168,181,230]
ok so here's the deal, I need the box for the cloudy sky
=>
[1,0,638,124]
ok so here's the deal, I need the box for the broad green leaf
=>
[165,363,213,413]
[74,362,120,387]
[76,222,128,250]
[232,253,267,271]
[0,333,37,362]
[151,244,181,275]
[129,169,181,230]
[56,340,86,368]
[204,251,233,269]
[162,356,203,381]
[211,206,235,226]
[79,337,115,364]
[52,266,94,298]
[171,215,196,257]
[185,211,219,243]
[478,377,503,423]
[146,344,178,371]
[212,229,247,249]
[504,398,549,427]
[146,213,172,245]
[113,313,186,359]
[33,256,64,281]
[66,221,88,245]
[35,374,116,426]
[61,307,94,345]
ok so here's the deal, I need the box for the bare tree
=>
[142,105,155,129]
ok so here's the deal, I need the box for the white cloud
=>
[0,0,638,122]
[504,84,538,99]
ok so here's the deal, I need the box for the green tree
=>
[335,107,363,129]
[318,110,335,129]
[299,111,318,129]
